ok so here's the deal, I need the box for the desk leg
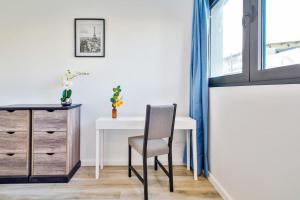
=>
[186,130,190,171]
[96,129,100,179]
[192,129,198,180]
[100,130,104,170]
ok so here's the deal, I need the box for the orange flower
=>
[116,99,124,107]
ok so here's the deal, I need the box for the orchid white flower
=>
[62,69,89,88]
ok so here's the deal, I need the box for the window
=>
[209,0,300,87]
[210,0,243,77]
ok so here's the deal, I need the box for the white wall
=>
[0,0,193,165]
[209,85,300,200]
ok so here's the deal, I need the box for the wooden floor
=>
[0,166,222,200]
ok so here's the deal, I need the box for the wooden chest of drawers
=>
[0,104,81,184]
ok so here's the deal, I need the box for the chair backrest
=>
[144,104,177,141]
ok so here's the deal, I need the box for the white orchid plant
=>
[61,69,89,104]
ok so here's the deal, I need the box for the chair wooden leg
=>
[143,156,148,200]
[128,145,132,178]
[154,156,158,171]
[168,152,174,192]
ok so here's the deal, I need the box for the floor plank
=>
[0,166,222,200]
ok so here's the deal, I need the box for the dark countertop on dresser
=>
[0,104,81,110]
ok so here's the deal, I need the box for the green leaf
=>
[110,98,116,103]
[117,85,121,89]
[61,96,66,102]
[113,88,117,92]
[62,89,67,98]
[67,89,72,98]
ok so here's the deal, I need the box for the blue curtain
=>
[185,0,209,177]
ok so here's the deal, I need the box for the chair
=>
[128,104,177,200]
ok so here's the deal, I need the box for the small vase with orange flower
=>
[110,85,124,119]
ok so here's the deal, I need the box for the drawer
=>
[33,131,66,153]
[33,153,66,175]
[0,131,28,153]
[0,110,29,131]
[33,110,67,132]
[0,153,28,176]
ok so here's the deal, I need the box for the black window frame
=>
[209,0,300,87]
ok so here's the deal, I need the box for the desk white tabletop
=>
[96,116,196,130]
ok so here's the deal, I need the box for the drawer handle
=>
[46,109,55,112]
[46,131,55,134]
[7,131,15,134]
[6,153,15,156]
[6,110,15,113]
[46,153,55,156]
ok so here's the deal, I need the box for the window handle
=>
[243,4,256,27]
[242,14,251,27]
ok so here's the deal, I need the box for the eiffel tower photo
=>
[80,25,101,54]
[75,19,105,57]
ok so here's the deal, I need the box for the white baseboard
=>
[208,172,234,200]
[81,160,96,166]
[81,160,131,166]
[81,159,184,166]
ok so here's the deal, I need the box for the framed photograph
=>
[75,18,105,57]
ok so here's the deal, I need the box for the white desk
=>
[95,117,198,180]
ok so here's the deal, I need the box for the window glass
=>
[263,0,300,69]
[210,0,243,77]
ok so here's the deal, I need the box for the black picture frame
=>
[74,18,105,57]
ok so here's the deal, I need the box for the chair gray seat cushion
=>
[128,136,169,158]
